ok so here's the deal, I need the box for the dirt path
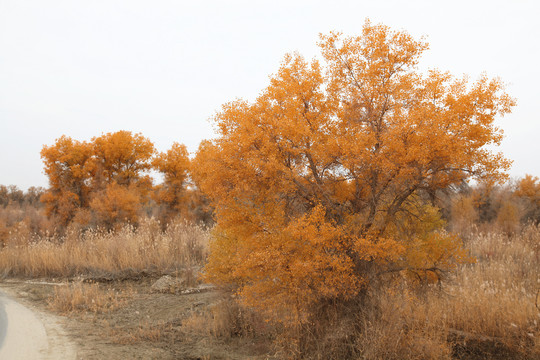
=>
[0,289,77,359]
[0,279,272,359]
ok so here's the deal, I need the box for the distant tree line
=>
[0,185,45,208]
[447,175,540,236]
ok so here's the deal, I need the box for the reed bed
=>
[0,217,209,278]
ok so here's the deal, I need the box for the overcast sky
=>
[1,0,538,190]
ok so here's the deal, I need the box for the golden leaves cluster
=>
[194,21,514,324]
[41,131,192,228]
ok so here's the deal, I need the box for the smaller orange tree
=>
[515,174,540,223]
[89,130,155,189]
[516,175,540,201]
[193,21,514,327]
[40,136,93,226]
[153,142,191,222]
[87,131,155,227]
[41,131,157,229]
[89,182,142,228]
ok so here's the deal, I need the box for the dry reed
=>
[187,225,539,359]
[356,224,540,359]
[0,217,209,278]
[47,281,132,314]
[182,296,265,339]
[1,211,538,358]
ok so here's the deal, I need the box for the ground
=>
[0,277,272,360]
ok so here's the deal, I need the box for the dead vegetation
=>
[0,217,208,278]
[179,224,540,359]
[47,281,133,314]
[182,295,267,340]
[0,208,538,359]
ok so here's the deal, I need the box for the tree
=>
[89,182,142,229]
[90,131,155,189]
[153,142,191,222]
[40,136,93,225]
[450,193,479,234]
[193,21,514,325]
[0,185,26,207]
[515,174,540,223]
[0,185,8,207]
[25,186,46,207]
[41,131,156,228]
[87,131,155,227]
[516,174,540,201]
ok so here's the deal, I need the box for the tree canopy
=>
[41,131,156,228]
[193,21,514,324]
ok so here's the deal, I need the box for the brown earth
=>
[2,277,532,359]
[0,278,272,360]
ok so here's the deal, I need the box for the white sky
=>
[1,0,539,190]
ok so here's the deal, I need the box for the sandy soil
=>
[0,288,77,359]
[0,278,271,360]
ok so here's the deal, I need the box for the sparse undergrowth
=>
[107,319,173,345]
[47,281,133,314]
[182,295,268,340]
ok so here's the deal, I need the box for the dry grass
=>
[47,282,133,314]
[0,217,209,278]
[1,208,538,358]
[191,225,539,359]
[182,296,266,340]
[353,224,540,359]
[432,225,539,354]
[107,320,172,344]
[343,289,452,360]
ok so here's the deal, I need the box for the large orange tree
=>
[193,22,514,323]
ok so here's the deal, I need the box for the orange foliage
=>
[90,131,155,188]
[515,174,540,205]
[193,21,514,324]
[41,131,157,228]
[153,142,191,220]
[40,136,93,225]
[515,174,540,224]
[89,183,142,228]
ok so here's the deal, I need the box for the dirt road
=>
[0,290,77,359]
[0,279,270,359]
